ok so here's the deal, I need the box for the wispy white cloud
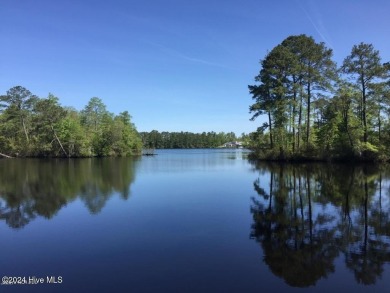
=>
[146,41,234,70]
[295,0,334,48]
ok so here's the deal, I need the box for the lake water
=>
[1,149,390,292]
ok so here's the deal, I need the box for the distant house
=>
[223,141,243,148]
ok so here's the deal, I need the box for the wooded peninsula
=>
[0,87,142,157]
[248,34,390,162]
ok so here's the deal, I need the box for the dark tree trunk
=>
[306,81,311,145]
[297,84,303,150]
[361,73,368,143]
[268,111,273,149]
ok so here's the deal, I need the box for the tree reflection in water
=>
[250,162,390,287]
[0,158,139,229]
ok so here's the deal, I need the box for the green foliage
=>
[0,87,142,157]
[0,86,38,155]
[249,35,337,153]
[57,109,90,157]
[248,35,390,162]
[80,97,108,132]
[342,42,387,144]
[30,94,67,156]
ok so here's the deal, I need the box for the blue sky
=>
[1,0,389,135]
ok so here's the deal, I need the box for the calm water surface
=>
[1,149,390,292]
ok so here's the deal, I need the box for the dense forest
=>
[140,130,238,149]
[0,86,142,157]
[248,34,390,161]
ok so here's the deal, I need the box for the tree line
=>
[0,86,142,157]
[249,34,390,161]
[139,130,237,149]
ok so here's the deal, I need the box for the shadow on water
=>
[249,162,390,287]
[0,158,139,229]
